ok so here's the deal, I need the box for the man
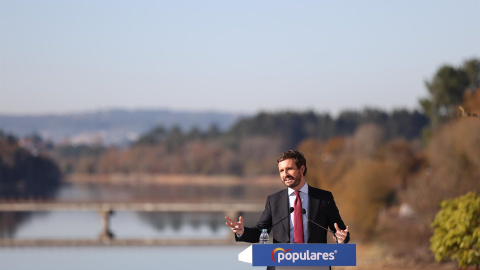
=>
[225,150,350,269]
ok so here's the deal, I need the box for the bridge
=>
[0,201,265,247]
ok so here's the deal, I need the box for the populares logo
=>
[271,248,292,262]
[271,247,336,263]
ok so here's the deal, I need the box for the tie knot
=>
[294,190,300,197]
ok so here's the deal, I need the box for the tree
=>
[352,123,384,158]
[336,159,398,239]
[420,58,479,131]
[420,65,469,129]
[464,59,480,91]
[134,126,167,146]
[430,192,480,269]
[461,88,480,116]
[402,117,480,230]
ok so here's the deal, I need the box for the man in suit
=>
[225,150,350,269]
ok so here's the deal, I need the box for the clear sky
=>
[1,0,479,115]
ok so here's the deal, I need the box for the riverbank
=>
[65,173,282,186]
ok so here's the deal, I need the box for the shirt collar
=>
[288,182,308,196]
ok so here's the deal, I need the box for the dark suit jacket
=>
[236,185,350,244]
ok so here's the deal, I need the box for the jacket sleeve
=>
[235,195,274,243]
[326,192,350,243]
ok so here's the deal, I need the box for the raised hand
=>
[334,223,349,243]
[225,216,244,235]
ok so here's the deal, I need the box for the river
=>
[1,245,254,270]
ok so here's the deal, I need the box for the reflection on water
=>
[138,212,223,232]
[0,212,29,237]
[136,211,262,238]
[11,210,261,240]
[17,211,230,239]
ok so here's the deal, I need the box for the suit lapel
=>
[278,189,290,242]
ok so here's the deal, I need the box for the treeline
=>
[0,131,62,236]
[0,131,61,198]
[52,108,428,176]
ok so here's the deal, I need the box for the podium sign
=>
[241,244,356,267]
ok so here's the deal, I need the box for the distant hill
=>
[0,109,244,145]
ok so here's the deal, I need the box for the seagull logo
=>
[271,248,292,262]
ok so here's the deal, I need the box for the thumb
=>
[345,225,349,233]
[239,216,243,224]
[334,223,340,231]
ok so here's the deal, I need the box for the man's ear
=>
[300,165,305,175]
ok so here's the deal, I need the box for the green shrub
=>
[430,192,480,269]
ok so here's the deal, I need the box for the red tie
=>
[294,190,304,243]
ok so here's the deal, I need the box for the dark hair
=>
[277,150,307,176]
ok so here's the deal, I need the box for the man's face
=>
[278,158,305,190]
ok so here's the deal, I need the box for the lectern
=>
[238,243,356,269]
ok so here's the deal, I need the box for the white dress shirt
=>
[288,183,308,243]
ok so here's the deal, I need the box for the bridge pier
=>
[98,209,114,241]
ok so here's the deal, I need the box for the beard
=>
[282,174,301,189]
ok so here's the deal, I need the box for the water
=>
[259,229,269,244]
[0,246,254,270]
[12,211,231,239]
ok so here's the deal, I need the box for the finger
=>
[238,216,243,224]
[336,234,344,241]
[344,225,349,233]
[334,223,340,231]
[225,216,234,223]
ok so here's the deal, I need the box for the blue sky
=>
[1,0,479,115]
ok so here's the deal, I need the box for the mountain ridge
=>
[0,109,245,145]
